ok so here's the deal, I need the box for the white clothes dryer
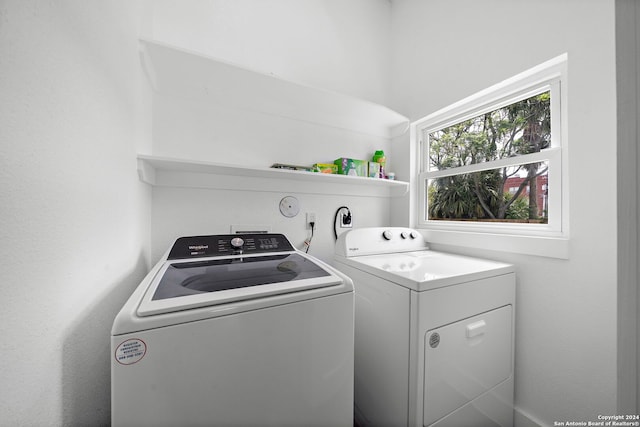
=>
[334,227,515,427]
[112,233,354,427]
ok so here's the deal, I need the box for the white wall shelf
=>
[138,155,409,197]
[139,38,410,139]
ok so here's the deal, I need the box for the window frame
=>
[413,54,569,258]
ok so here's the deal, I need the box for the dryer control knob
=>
[230,237,245,248]
[400,231,408,239]
[410,231,418,239]
[382,230,393,241]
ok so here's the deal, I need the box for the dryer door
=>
[423,305,512,426]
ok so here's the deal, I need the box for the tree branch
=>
[473,175,496,219]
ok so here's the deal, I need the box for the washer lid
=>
[137,252,342,316]
[338,250,514,291]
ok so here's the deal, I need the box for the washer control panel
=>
[168,233,295,259]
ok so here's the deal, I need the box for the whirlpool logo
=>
[348,247,359,252]
[189,245,208,251]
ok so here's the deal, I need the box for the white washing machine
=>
[333,227,515,427]
[112,233,354,427]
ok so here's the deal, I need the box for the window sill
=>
[419,228,569,259]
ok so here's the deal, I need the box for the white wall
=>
[0,1,152,425]
[147,0,396,264]
[150,0,392,105]
[151,187,389,263]
[390,0,620,425]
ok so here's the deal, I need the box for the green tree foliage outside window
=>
[427,92,551,223]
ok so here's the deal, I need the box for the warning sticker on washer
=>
[115,339,147,365]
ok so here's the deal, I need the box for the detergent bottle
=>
[373,150,386,178]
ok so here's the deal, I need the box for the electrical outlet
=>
[339,211,352,228]
[306,212,316,229]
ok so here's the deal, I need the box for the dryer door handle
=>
[466,320,486,338]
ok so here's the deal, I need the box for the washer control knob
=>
[400,231,408,239]
[382,230,393,241]
[230,237,244,248]
[410,231,419,239]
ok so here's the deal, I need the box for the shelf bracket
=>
[137,158,156,185]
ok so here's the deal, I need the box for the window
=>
[415,54,568,253]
